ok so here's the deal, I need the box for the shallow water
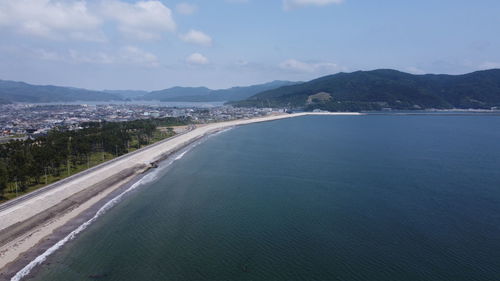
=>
[27,115,500,281]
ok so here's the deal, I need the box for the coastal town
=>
[0,103,285,142]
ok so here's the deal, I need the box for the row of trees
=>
[0,117,190,198]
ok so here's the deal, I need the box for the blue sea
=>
[26,115,500,281]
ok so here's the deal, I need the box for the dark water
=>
[29,115,500,281]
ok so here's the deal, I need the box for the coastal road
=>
[0,112,362,221]
[0,127,193,213]
[0,113,361,214]
[0,112,364,278]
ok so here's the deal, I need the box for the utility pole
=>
[44,167,48,185]
[87,155,90,169]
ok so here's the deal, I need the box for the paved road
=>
[0,113,359,214]
[0,128,193,213]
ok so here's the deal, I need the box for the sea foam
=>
[8,129,233,281]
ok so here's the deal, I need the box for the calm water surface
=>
[29,115,500,281]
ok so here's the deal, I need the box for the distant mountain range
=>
[232,69,500,111]
[140,81,299,102]
[142,86,212,101]
[0,80,122,103]
[2,69,500,110]
[0,80,297,104]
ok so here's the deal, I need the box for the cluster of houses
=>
[0,103,285,142]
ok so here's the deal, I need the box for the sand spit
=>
[0,112,361,279]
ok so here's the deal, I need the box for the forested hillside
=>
[0,80,122,103]
[232,69,500,111]
[140,81,298,102]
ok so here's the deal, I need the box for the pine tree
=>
[0,160,8,197]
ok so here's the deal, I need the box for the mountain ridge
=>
[3,69,500,109]
[232,69,500,111]
[0,79,298,103]
[139,81,299,102]
[0,79,122,103]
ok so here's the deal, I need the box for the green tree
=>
[0,160,8,197]
[0,116,190,199]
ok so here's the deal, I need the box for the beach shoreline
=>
[0,112,361,280]
[0,170,145,281]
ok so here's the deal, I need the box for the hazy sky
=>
[0,0,499,90]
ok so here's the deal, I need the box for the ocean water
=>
[27,115,500,281]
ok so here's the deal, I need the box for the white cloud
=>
[69,30,107,42]
[101,0,176,40]
[69,49,115,64]
[186,53,209,65]
[0,0,176,41]
[283,0,343,10]
[176,3,198,15]
[34,48,64,61]
[119,46,159,66]
[478,62,500,70]
[181,29,213,46]
[0,9,7,25]
[225,0,249,3]
[279,59,340,73]
[0,0,101,39]
[405,66,426,75]
[34,46,159,67]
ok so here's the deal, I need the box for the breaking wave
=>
[10,128,234,281]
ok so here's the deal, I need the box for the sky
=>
[0,0,499,91]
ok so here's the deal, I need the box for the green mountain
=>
[0,80,122,103]
[140,81,299,102]
[0,80,298,104]
[233,69,500,111]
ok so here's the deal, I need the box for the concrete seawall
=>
[0,112,363,278]
[0,165,146,247]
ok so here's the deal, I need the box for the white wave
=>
[11,155,179,280]
[10,127,233,281]
[174,151,187,160]
[10,173,151,281]
[10,128,230,281]
[168,128,233,162]
[211,126,234,137]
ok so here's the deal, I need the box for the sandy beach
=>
[0,112,361,280]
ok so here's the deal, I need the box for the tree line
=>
[0,117,190,199]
